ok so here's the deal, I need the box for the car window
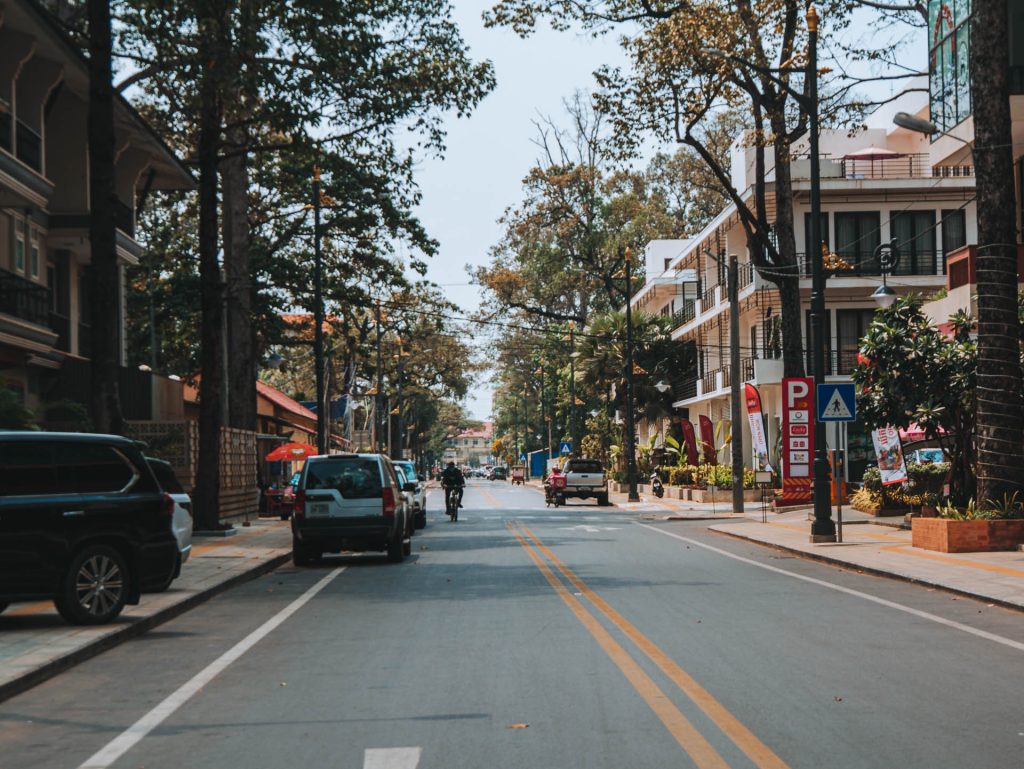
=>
[289,471,301,487]
[147,459,185,494]
[566,460,603,474]
[0,442,54,496]
[0,442,137,496]
[394,466,408,485]
[304,458,383,499]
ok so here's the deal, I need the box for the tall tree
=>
[970,0,1024,504]
[86,0,123,434]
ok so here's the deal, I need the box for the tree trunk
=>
[86,0,123,435]
[971,0,1024,505]
[194,7,227,531]
[222,123,256,431]
[767,134,806,378]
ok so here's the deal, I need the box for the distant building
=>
[445,421,494,465]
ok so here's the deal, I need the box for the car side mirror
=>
[404,482,417,492]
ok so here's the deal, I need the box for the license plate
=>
[309,503,329,517]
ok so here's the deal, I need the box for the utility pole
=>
[623,248,640,502]
[568,321,578,454]
[393,342,408,460]
[373,299,382,451]
[312,165,327,455]
[728,254,745,514]
[806,5,836,542]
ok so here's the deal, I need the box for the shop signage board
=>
[781,377,815,505]
[744,384,772,471]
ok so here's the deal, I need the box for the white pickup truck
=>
[561,458,609,506]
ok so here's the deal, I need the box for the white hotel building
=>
[630,91,975,482]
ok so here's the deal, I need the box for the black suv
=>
[0,432,179,624]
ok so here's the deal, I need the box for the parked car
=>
[291,453,414,566]
[562,458,609,505]
[0,432,179,624]
[394,465,419,525]
[145,457,193,591]
[491,466,508,481]
[394,459,427,528]
[906,448,948,465]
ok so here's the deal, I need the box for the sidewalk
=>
[525,479,744,519]
[0,518,291,703]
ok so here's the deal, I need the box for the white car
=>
[145,457,193,591]
[394,459,427,528]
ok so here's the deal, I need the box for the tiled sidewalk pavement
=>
[0,518,292,703]
[709,509,1024,610]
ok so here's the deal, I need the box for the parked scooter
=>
[650,471,665,498]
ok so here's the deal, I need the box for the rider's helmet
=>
[447,461,455,468]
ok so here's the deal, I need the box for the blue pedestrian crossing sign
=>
[559,441,573,455]
[817,383,857,422]
[519,452,526,461]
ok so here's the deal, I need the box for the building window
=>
[928,0,972,132]
[940,209,967,272]
[803,213,831,258]
[890,211,937,275]
[837,309,876,375]
[13,217,24,273]
[834,212,881,270]
[29,228,39,279]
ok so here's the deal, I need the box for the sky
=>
[411,3,627,421]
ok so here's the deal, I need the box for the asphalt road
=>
[2,480,1023,769]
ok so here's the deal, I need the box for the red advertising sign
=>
[744,384,771,471]
[680,420,699,466]
[699,415,717,465]
[781,377,815,505]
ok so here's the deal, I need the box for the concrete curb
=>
[0,551,291,704]
[710,526,1024,614]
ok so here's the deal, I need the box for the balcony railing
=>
[794,152,973,180]
[741,356,755,382]
[797,250,944,278]
[15,120,41,173]
[672,299,696,328]
[701,368,718,393]
[0,269,49,326]
[673,377,698,401]
[737,262,754,290]
[805,349,860,377]
[701,284,718,309]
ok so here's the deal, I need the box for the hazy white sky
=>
[412,3,627,421]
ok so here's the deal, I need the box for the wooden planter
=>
[912,517,1024,552]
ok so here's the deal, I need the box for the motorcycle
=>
[650,472,665,498]
[545,473,567,507]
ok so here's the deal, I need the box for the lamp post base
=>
[809,533,838,543]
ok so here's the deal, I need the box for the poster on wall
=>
[744,384,772,471]
[699,415,717,465]
[781,377,815,505]
[871,426,908,485]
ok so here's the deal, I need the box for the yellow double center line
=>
[508,521,791,769]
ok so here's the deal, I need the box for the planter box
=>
[689,488,763,503]
[912,517,1024,552]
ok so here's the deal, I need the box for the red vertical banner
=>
[699,415,717,465]
[680,420,699,466]
[744,384,772,471]
[781,377,815,505]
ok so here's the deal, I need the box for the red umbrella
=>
[264,442,317,461]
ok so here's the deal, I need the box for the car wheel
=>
[55,545,129,625]
[292,537,317,566]
[415,512,426,529]
[387,527,405,563]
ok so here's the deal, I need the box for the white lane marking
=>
[77,567,346,769]
[558,525,621,533]
[636,523,1024,653]
[364,747,422,769]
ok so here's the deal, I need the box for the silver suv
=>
[291,453,414,565]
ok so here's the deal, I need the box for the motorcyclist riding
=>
[441,461,465,508]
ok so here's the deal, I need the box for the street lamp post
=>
[568,321,578,454]
[805,5,835,542]
[870,239,899,308]
[312,166,327,455]
[373,299,383,451]
[622,247,640,502]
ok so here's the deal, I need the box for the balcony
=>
[15,120,41,173]
[797,250,945,278]
[946,244,1024,290]
[0,269,49,327]
[701,284,719,309]
[794,152,972,180]
[804,349,860,378]
[672,299,696,328]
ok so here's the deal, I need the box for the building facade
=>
[444,422,495,466]
[0,0,192,417]
[632,91,975,481]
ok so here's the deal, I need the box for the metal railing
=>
[672,299,696,328]
[793,151,972,180]
[797,249,944,278]
[674,377,697,400]
[15,120,41,172]
[737,262,754,290]
[701,283,718,309]
[741,356,755,382]
[805,349,861,377]
[0,269,49,326]
[701,368,718,393]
